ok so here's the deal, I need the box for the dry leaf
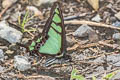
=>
[87,0,99,11]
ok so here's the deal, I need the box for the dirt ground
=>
[0,0,120,80]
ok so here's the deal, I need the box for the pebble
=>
[88,30,99,42]
[92,14,102,22]
[112,21,120,27]
[73,24,99,42]
[93,56,105,63]
[26,6,43,19]
[66,36,74,46]
[112,33,120,40]
[2,0,17,8]
[0,49,4,61]
[0,21,23,44]
[14,55,31,71]
[107,54,120,66]
[73,24,93,37]
[0,66,5,72]
[115,12,120,20]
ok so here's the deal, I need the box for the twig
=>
[64,20,120,30]
[74,60,103,65]
[98,41,120,50]
[0,5,11,20]
[85,52,113,60]
[25,75,55,79]
[67,40,112,51]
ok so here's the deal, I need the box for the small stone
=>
[0,49,4,61]
[14,55,31,71]
[88,30,99,42]
[92,14,102,22]
[73,24,93,37]
[74,54,86,61]
[112,33,120,40]
[0,21,23,43]
[2,0,17,8]
[73,24,99,42]
[96,66,104,72]
[26,6,43,19]
[115,12,120,20]
[93,56,105,63]
[112,21,120,27]
[107,54,120,66]
[0,66,5,72]
[66,36,75,46]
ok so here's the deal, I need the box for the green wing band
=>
[39,28,61,54]
[55,8,59,14]
[51,22,61,33]
[29,41,36,51]
[53,14,61,23]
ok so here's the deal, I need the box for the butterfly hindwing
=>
[29,2,66,56]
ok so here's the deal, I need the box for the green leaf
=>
[70,68,86,80]
[105,73,114,79]
[103,70,120,80]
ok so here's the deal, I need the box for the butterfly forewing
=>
[29,2,66,56]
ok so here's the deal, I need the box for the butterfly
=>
[29,2,67,61]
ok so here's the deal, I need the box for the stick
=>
[64,20,120,30]
[0,5,11,20]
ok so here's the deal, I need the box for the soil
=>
[0,0,120,80]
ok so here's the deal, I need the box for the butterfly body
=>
[29,2,66,58]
